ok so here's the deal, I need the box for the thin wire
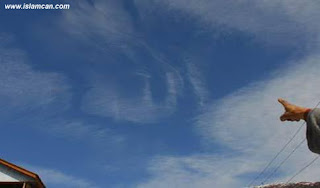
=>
[260,138,306,184]
[247,101,320,187]
[286,156,320,184]
[247,122,305,187]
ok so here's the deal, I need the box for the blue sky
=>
[1,0,320,187]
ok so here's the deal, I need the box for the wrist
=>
[303,108,311,120]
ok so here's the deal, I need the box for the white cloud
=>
[0,39,71,117]
[81,71,182,124]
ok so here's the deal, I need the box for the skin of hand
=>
[278,98,310,122]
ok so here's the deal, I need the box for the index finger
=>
[278,98,289,107]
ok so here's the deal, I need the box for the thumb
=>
[280,112,292,121]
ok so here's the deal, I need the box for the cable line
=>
[247,122,305,187]
[260,138,306,185]
[286,156,320,184]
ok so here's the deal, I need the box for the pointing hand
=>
[278,98,310,122]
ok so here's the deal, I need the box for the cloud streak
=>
[186,62,209,107]
[39,118,125,146]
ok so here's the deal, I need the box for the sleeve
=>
[306,108,320,154]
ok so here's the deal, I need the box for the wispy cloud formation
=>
[81,71,182,124]
[62,0,190,124]
[40,119,125,145]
